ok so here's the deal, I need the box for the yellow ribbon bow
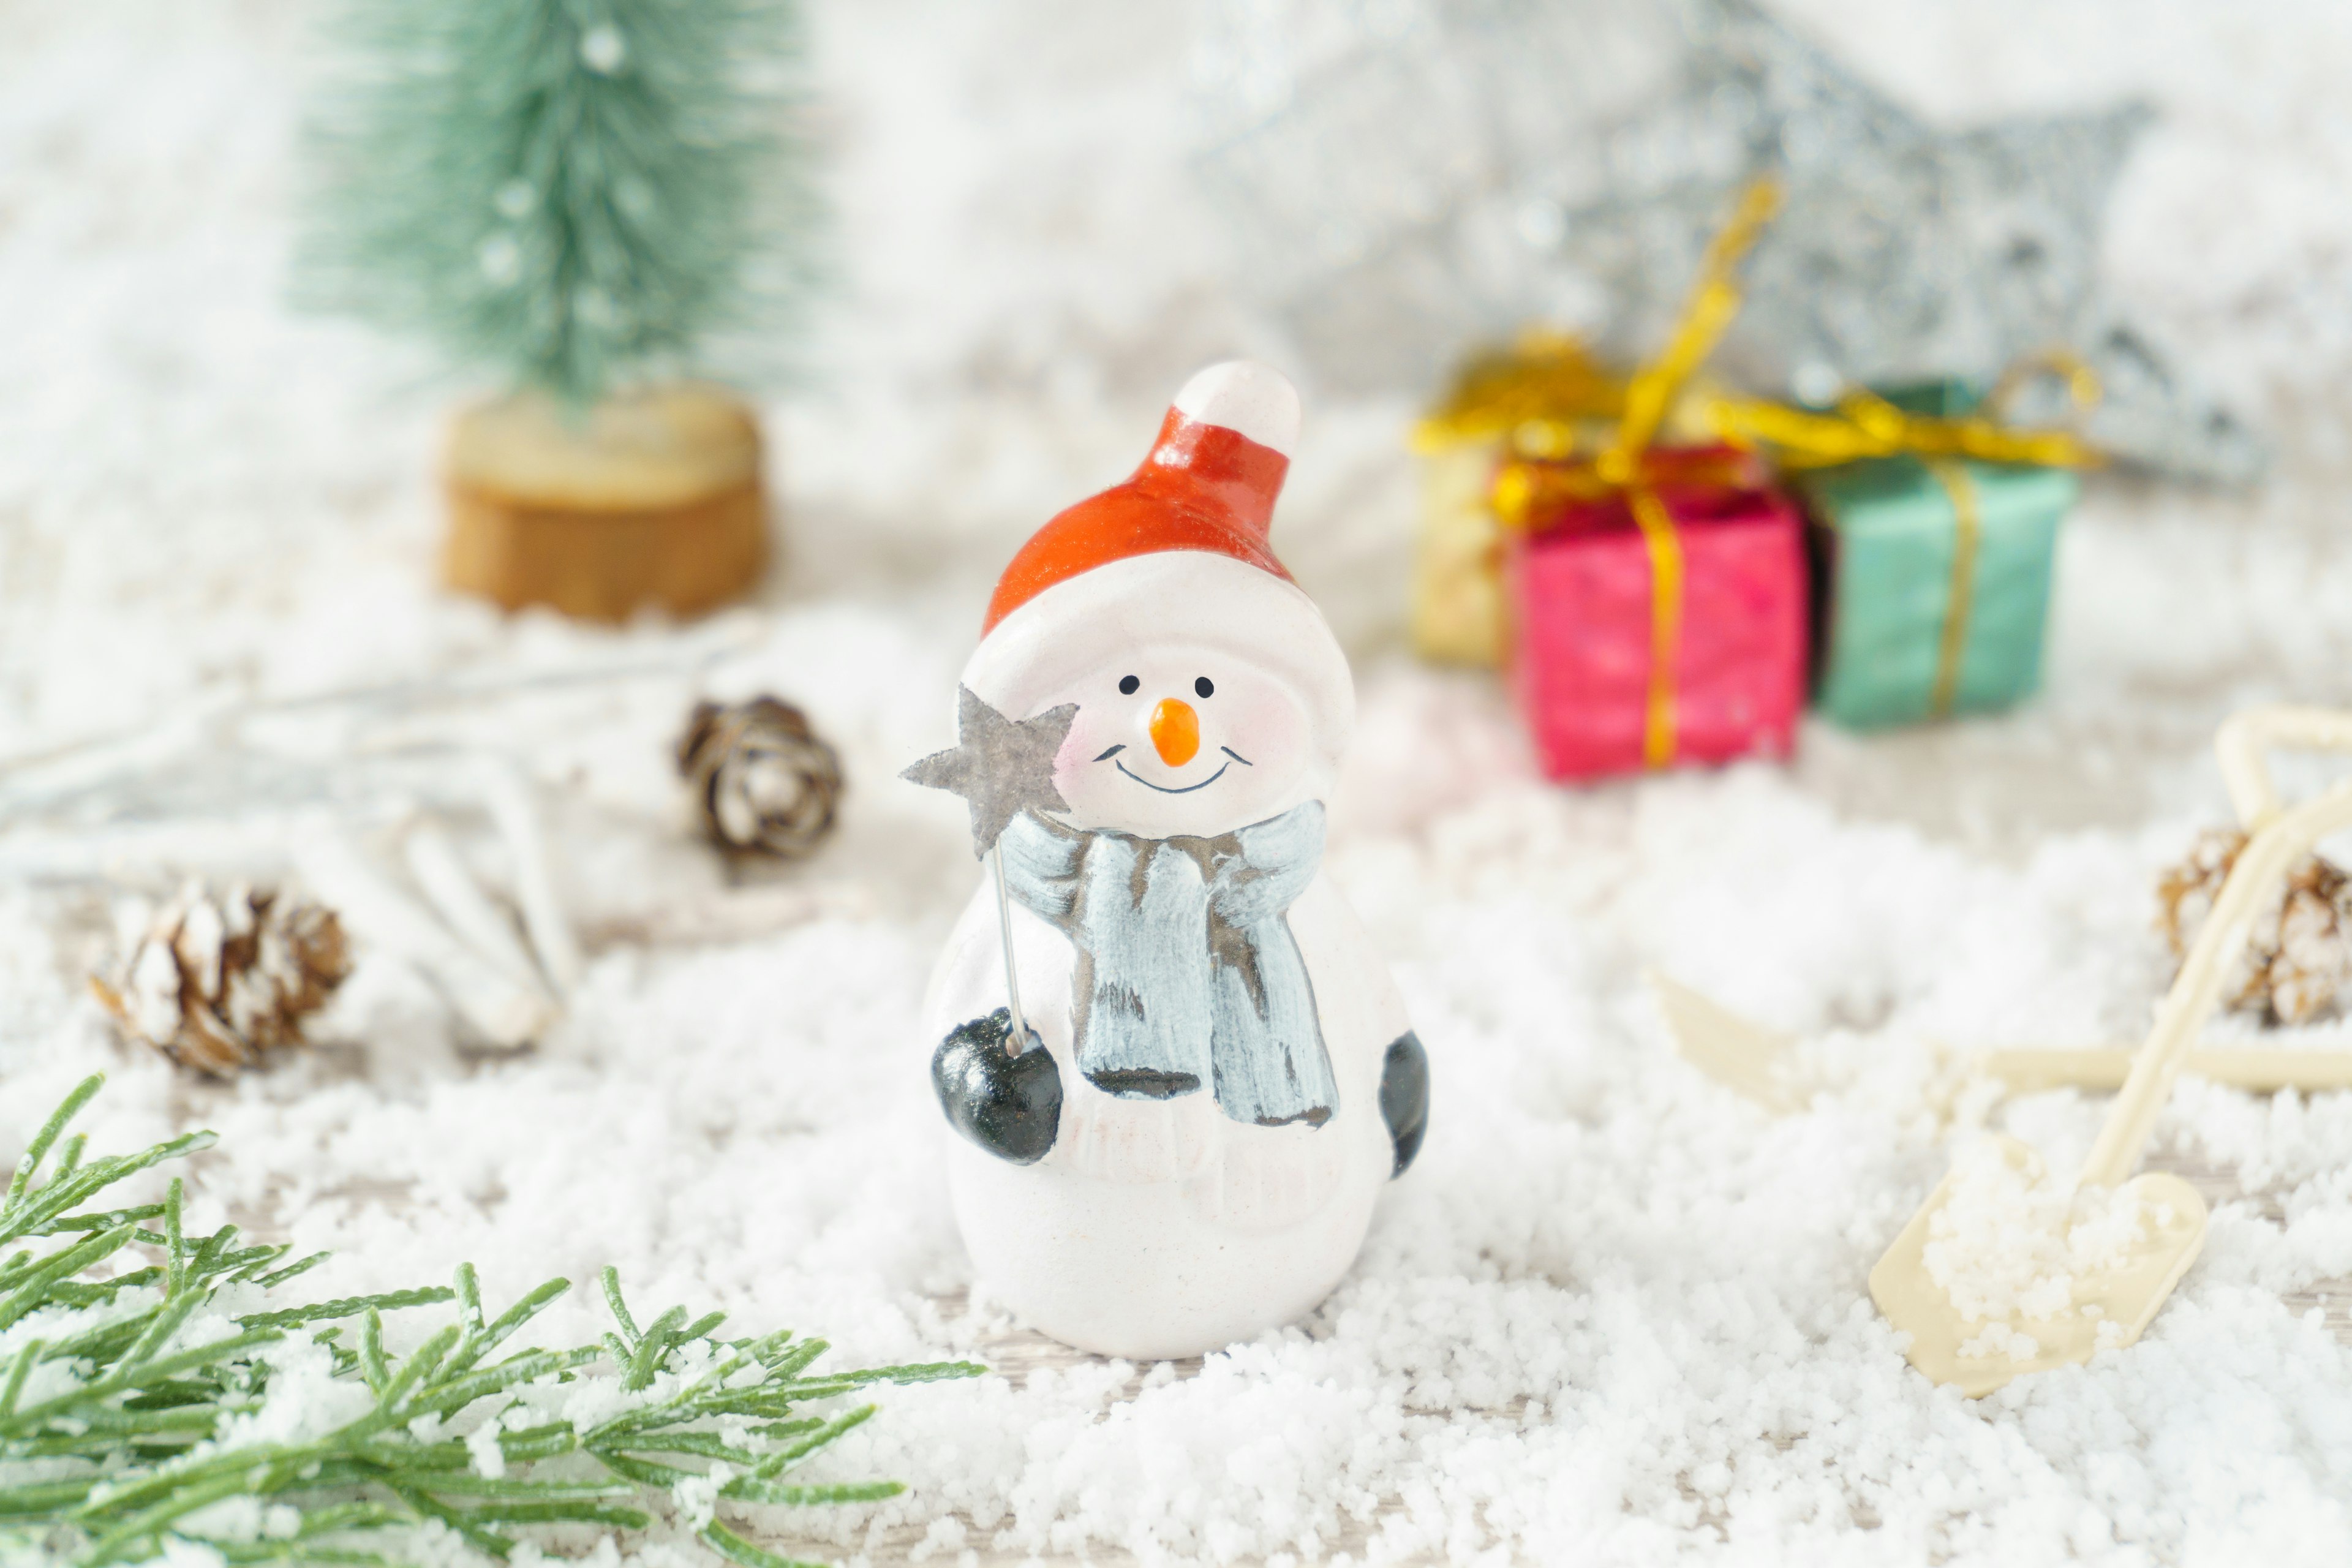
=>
[1411,332,1626,459]
[1700,352,2106,472]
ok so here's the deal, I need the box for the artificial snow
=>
[8,1,2352,1564]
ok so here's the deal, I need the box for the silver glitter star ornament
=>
[902,687,1079,858]
[1193,0,2262,482]
[1545,0,2263,482]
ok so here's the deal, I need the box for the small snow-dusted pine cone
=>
[2155,827,2352,1025]
[677,696,844,859]
[91,884,352,1076]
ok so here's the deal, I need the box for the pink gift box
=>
[1504,450,1809,782]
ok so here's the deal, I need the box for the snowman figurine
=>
[910,361,1428,1359]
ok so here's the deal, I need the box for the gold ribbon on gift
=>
[1921,456,1983,716]
[1491,447,1762,516]
[1698,350,2107,473]
[1490,179,1785,770]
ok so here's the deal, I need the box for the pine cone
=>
[677,696,843,859]
[91,884,352,1076]
[2155,827,2352,1025]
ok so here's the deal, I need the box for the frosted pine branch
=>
[0,1076,979,1567]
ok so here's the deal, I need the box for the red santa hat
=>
[961,362,1355,763]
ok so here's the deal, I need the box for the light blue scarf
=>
[998,801,1338,1128]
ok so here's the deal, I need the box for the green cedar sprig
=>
[1,1076,981,1567]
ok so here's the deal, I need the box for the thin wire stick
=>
[990,845,1030,1052]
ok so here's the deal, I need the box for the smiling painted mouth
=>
[1103,745,1253,795]
[1114,758,1231,794]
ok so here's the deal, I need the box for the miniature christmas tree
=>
[304,0,809,407]
[301,0,815,620]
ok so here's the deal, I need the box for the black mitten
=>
[1379,1031,1429,1178]
[932,1009,1063,1166]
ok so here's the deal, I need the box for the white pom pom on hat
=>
[1170,360,1301,458]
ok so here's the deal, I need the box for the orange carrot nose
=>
[1150,698,1200,766]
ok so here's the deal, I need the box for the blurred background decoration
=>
[1193,0,2260,481]
[300,0,816,620]
[677,693,845,861]
[89,880,352,1076]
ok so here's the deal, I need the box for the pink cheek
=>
[1214,693,1294,763]
[1054,721,1110,795]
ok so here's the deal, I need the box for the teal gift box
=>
[1795,383,2079,729]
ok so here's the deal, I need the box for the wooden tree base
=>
[442,383,769,622]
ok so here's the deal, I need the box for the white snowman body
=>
[915,368,1421,1357]
[924,805,1411,1360]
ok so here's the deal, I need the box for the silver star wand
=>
[902,687,1079,1052]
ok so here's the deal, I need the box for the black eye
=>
[1194,677,1214,699]
[1118,674,1139,695]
